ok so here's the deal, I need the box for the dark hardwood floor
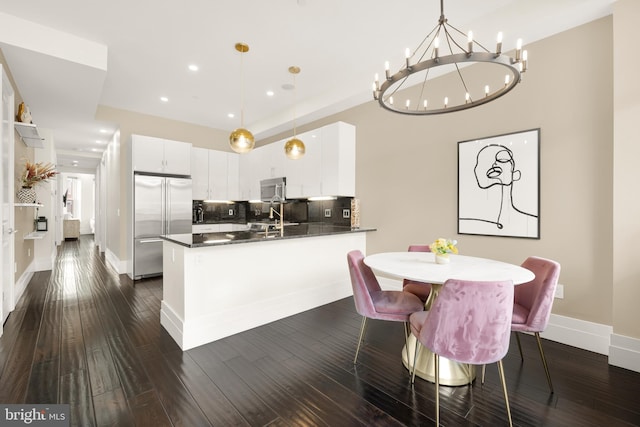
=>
[1,235,639,426]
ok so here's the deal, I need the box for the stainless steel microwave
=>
[260,177,286,202]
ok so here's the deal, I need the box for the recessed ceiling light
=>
[266,90,274,97]
[92,148,99,152]
[188,64,199,72]
[160,96,169,102]
[99,129,107,133]
[95,140,104,144]
[227,113,235,119]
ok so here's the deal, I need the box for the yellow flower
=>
[431,238,458,256]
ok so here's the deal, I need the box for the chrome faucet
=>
[268,195,284,237]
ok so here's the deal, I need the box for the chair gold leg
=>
[403,322,410,377]
[481,364,486,384]
[435,354,440,426]
[411,341,422,384]
[535,332,554,393]
[354,317,367,364]
[515,332,523,360]
[497,360,513,427]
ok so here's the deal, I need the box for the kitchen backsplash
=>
[194,197,353,227]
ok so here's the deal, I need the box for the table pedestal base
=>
[402,333,476,386]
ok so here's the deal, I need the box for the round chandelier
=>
[372,0,528,115]
[229,42,255,154]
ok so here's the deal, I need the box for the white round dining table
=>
[364,252,534,386]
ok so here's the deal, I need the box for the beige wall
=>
[265,17,618,329]
[612,0,640,338]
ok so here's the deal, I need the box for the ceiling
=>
[0,0,613,173]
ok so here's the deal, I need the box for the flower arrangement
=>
[21,160,58,188]
[431,238,458,257]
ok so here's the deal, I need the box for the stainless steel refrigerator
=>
[134,174,192,280]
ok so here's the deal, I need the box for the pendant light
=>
[229,42,255,154]
[284,66,305,160]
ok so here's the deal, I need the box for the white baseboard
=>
[609,334,640,373]
[105,248,125,274]
[14,263,34,307]
[542,313,613,356]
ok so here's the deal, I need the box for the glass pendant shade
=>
[284,137,305,159]
[229,128,255,153]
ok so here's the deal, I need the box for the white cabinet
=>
[320,121,356,197]
[132,134,191,175]
[284,122,355,199]
[239,121,355,200]
[284,129,322,199]
[191,147,210,200]
[191,147,240,201]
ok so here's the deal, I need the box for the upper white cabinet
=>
[238,121,355,200]
[320,121,355,197]
[132,134,191,175]
[284,121,355,198]
[191,147,240,201]
[284,128,322,199]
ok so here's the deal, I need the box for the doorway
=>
[1,65,15,329]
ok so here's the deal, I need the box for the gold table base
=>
[402,333,476,386]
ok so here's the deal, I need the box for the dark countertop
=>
[161,223,375,248]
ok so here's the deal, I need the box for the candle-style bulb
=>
[522,50,528,72]
[444,97,448,107]
[496,31,503,55]
[504,74,510,86]
[384,61,391,79]
[389,96,394,105]
[516,38,523,61]
[405,48,411,67]
[423,100,428,110]
[405,99,410,109]
[485,85,490,96]
[467,31,473,53]
[465,92,470,103]
[434,37,440,59]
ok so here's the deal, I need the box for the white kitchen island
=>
[160,225,372,350]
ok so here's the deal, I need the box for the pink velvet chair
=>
[347,250,424,366]
[402,245,432,302]
[512,256,561,393]
[410,279,515,426]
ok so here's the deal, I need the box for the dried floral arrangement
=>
[21,160,58,188]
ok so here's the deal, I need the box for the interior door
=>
[1,66,16,327]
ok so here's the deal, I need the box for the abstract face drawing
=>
[474,144,522,189]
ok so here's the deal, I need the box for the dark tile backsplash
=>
[194,197,353,227]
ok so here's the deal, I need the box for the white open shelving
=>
[24,231,46,240]
[14,122,44,148]
[15,203,44,207]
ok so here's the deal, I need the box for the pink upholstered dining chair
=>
[410,279,515,426]
[512,256,561,393]
[402,245,432,302]
[347,250,424,367]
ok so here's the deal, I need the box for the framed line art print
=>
[458,128,540,239]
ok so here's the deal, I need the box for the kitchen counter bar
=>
[161,223,374,248]
[160,224,374,350]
